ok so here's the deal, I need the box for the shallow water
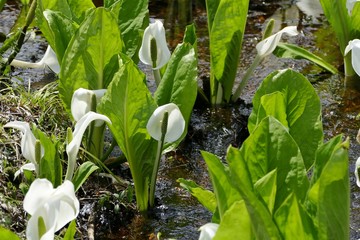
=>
[1,0,360,239]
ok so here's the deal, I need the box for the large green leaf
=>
[109,0,149,62]
[67,0,95,23]
[97,54,157,211]
[241,116,309,210]
[214,200,254,240]
[319,0,350,53]
[177,178,216,213]
[274,43,338,74]
[254,169,277,215]
[248,69,323,169]
[59,7,123,112]
[36,0,73,50]
[274,193,316,239]
[209,0,249,102]
[42,10,78,63]
[307,137,349,240]
[201,151,242,220]
[154,25,198,146]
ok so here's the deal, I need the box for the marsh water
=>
[1,0,360,239]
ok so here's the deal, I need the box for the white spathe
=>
[345,39,360,76]
[139,20,171,70]
[10,45,60,74]
[198,223,219,240]
[65,111,111,180]
[3,121,44,177]
[146,103,185,143]
[355,157,360,187]
[347,0,360,14]
[71,88,107,122]
[24,179,79,240]
[256,26,299,58]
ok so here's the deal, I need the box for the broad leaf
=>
[209,0,249,102]
[248,69,323,169]
[42,10,78,63]
[72,161,99,192]
[98,54,157,211]
[59,7,123,112]
[214,200,254,240]
[274,43,338,74]
[254,169,277,215]
[109,0,149,62]
[177,178,216,213]
[67,0,95,23]
[241,116,309,210]
[201,151,241,220]
[274,193,316,239]
[307,137,349,240]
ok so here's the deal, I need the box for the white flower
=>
[347,0,360,14]
[355,157,360,187]
[198,223,219,240]
[345,39,360,76]
[3,121,44,178]
[65,111,111,180]
[256,26,299,58]
[71,88,107,122]
[147,103,185,143]
[9,45,60,74]
[139,20,171,70]
[24,179,79,240]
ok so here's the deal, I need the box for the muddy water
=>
[1,0,360,239]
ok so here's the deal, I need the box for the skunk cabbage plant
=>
[24,179,79,240]
[180,69,349,239]
[4,121,44,178]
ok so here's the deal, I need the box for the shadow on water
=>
[2,0,360,239]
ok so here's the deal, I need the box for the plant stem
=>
[153,68,161,86]
[231,54,262,102]
[149,112,168,207]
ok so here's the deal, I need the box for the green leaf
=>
[201,151,242,220]
[97,54,158,211]
[0,227,20,240]
[254,169,277,215]
[274,43,338,74]
[72,161,99,192]
[63,220,77,240]
[205,0,220,30]
[109,0,149,62]
[34,128,62,188]
[177,178,216,213]
[241,116,309,210]
[307,137,349,240]
[42,10,79,63]
[350,4,360,38]
[59,7,123,112]
[248,69,323,169]
[318,0,350,53]
[67,0,95,23]
[274,193,316,239]
[154,26,198,147]
[209,0,249,102]
[214,200,254,240]
[257,91,289,129]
